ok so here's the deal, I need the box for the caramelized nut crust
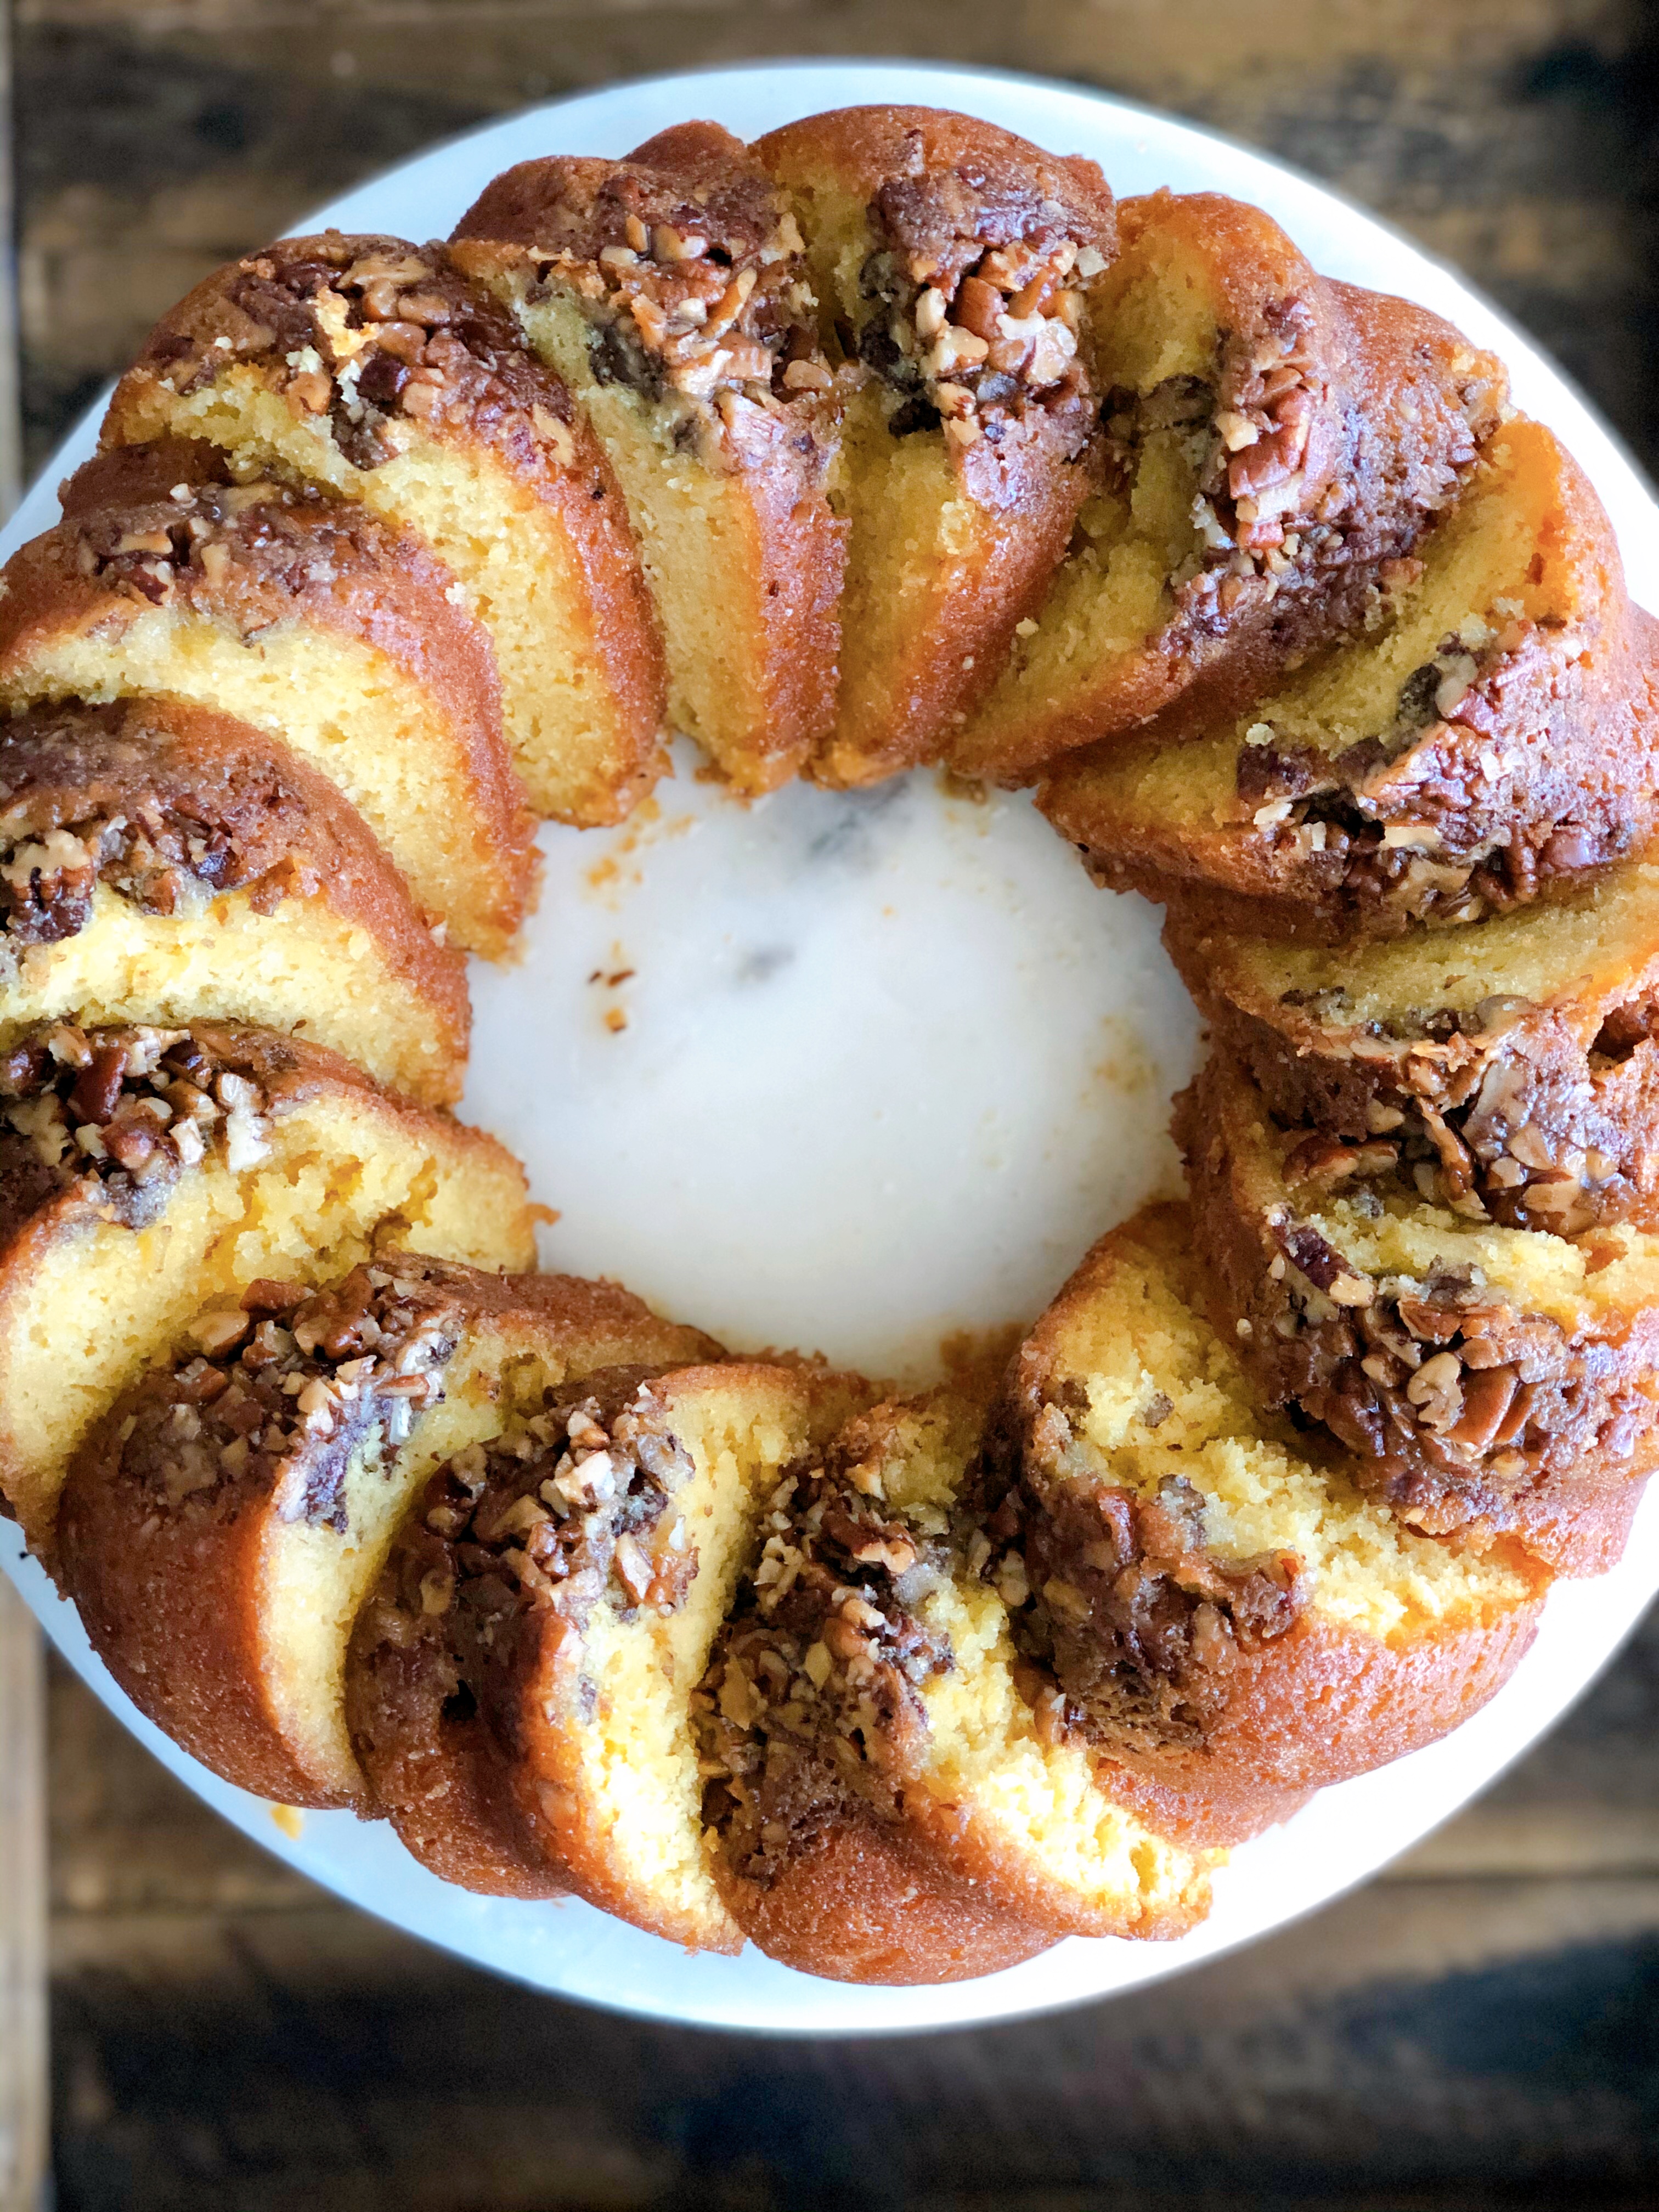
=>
[1171,908,1659,1239]
[986,1203,1549,1842]
[0,439,535,954]
[0,696,470,1096]
[1178,1054,1659,1565]
[347,1367,705,1899]
[0,1020,381,1249]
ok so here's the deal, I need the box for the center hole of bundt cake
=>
[465,743,1203,1381]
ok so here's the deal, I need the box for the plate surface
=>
[6,59,1659,2036]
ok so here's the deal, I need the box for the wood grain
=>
[1,1588,46,2212]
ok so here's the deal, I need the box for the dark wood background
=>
[15,1,1659,2204]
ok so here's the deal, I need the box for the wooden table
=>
[11,1,1659,2203]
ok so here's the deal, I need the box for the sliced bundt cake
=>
[347,1359,870,1945]
[101,233,666,825]
[1168,843,1659,1235]
[0,1023,535,1561]
[697,1389,1213,1984]
[451,122,843,795]
[981,1203,1547,1843]
[0,442,535,956]
[1177,1053,1659,1569]
[952,191,1508,783]
[755,106,1115,787]
[1040,418,1658,937]
[0,696,469,1103]
[59,1259,721,1812]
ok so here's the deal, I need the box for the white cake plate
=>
[6,60,1659,2036]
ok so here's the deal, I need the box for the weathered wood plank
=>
[1,1587,47,2212]
[45,1876,1659,2210]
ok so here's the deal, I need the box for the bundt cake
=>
[0,442,535,956]
[1039,418,1658,938]
[101,233,666,826]
[450,122,843,795]
[1177,1051,1659,1571]
[59,1257,720,1810]
[977,1203,1547,1844]
[753,108,1115,788]
[1168,845,1659,1236]
[347,1359,870,1948]
[697,1389,1213,1983]
[952,191,1509,783]
[0,695,469,1103]
[8,99,1659,1987]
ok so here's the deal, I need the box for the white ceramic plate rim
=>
[6,58,1659,2038]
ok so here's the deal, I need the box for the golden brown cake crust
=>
[1039,435,1658,941]
[983,1201,1549,1840]
[0,695,469,1101]
[0,1026,535,1564]
[756,107,1115,786]
[349,1359,867,1946]
[0,439,535,955]
[451,125,844,793]
[951,194,1508,783]
[1066,1604,1544,1847]
[756,105,1115,247]
[57,1260,720,1809]
[0,1019,478,1263]
[104,233,667,827]
[1175,1054,1659,1568]
[1167,874,1659,1239]
[709,1786,1057,1984]
[698,1396,1212,1965]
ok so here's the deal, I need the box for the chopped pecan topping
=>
[494,159,821,433]
[106,1261,463,1532]
[0,718,315,950]
[1226,607,1623,923]
[0,1023,275,1232]
[983,1438,1305,1759]
[851,171,1099,447]
[59,453,403,624]
[145,234,581,475]
[1258,1208,1653,1522]
[411,1372,700,1633]
[693,1418,955,1891]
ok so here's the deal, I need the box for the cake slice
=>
[0,696,469,1104]
[59,1259,721,1812]
[0,1022,535,1560]
[952,192,1506,783]
[984,1203,1547,1843]
[452,122,843,794]
[697,1390,1212,1983]
[347,1359,870,1946]
[1168,843,1659,1235]
[0,442,535,956]
[102,233,665,825]
[755,106,1115,786]
[1177,1054,1659,1571]
[1040,419,1657,938]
